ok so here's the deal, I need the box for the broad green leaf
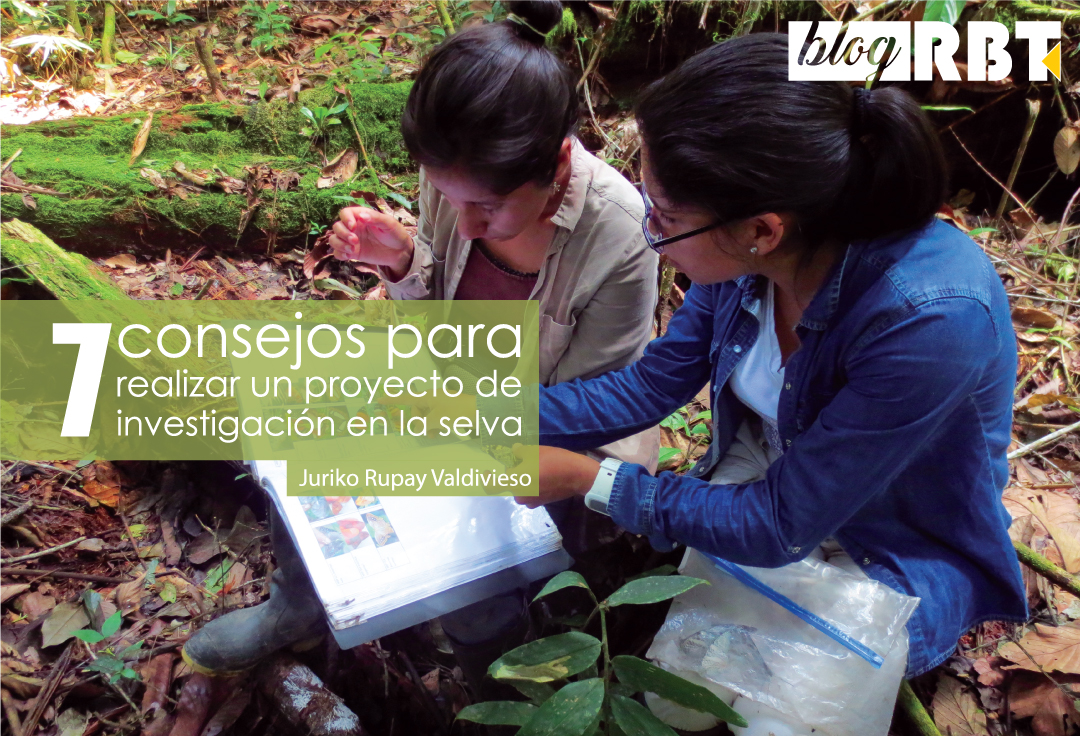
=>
[87,655,124,675]
[170,283,183,296]
[509,680,556,704]
[923,0,964,25]
[81,588,103,630]
[74,629,105,644]
[518,678,605,736]
[660,412,689,434]
[694,410,712,422]
[42,602,90,647]
[119,642,144,658]
[101,610,122,637]
[490,632,601,683]
[610,694,679,736]
[457,701,537,726]
[313,278,363,298]
[613,656,747,728]
[120,668,140,680]
[386,191,414,211]
[533,571,591,602]
[690,424,710,436]
[657,447,682,465]
[204,558,234,595]
[159,581,177,604]
[605,576,707,607]
[115,50,140,64]
[966,227,998,238]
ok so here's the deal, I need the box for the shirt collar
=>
[800,243,854,330]
[549,138,592,233]
[734,244,854,331]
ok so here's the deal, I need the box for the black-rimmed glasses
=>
[641,184,725,255]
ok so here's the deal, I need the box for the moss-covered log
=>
[0,82,414,253]
[0,219,129,299]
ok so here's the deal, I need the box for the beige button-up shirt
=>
[382,140,660,470]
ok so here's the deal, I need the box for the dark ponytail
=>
[635,34,947,245]
[400,0,576,196]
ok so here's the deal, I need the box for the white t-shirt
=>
[729,280,786,456]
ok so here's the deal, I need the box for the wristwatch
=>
[584,458,623,516]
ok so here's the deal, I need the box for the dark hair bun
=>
[505,0,562,40]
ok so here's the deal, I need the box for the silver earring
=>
[550,181,562,195]
[750,246,759,254]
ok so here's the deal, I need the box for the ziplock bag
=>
[646,548,919,736]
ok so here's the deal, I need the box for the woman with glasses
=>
[517,34,1026,735]
[183,0,660,696]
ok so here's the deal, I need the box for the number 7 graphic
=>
[53,323,112,437]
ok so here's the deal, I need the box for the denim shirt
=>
[538,219,1027,676]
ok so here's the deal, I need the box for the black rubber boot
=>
[440,591,532,701]
[182,505,326,675]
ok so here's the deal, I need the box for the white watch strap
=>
[584,458,623,516]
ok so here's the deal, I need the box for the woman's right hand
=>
[329,206,414,280]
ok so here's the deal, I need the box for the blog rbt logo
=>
[789,20,1061,85]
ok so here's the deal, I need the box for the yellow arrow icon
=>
[1042,42,1061,81]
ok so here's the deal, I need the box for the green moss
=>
[0,219,130,300]
[550,7,579,44]
[0,83,413,248]
[242,81,413,169]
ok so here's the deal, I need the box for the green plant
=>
[146,38,188,71]
[127,0,195,25]
[300,102,349,140]
[75,610,142,682]
[457,570,746,735]
[658,408,711,471]
[243,0,292,53]
[1,0,66,30]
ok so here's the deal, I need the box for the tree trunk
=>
[434,0,455,35]
[194,32,226,102]
[65,1,83,37]
[101,1,115,65]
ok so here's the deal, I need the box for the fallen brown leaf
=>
[973,657,1007,687]
[81,461,121,508]
[140,652,175,717]
[115,571,146,615]
[166,672,214,736]
[1054,126,1079,176]
[0,584,30,605]
[317,148,358,189]
[102,254,138,270]
[1009,671,1080,736]
[130,112,154,167]
[999,623,1080,675]
[15,591,55,619]
[932,672,989,736]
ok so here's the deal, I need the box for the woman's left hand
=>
[512,444,600,509]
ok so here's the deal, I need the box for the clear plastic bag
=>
[646,548,919,736]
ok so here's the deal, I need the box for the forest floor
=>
[1,2,1079,736]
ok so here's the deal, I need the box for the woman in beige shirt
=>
[182,0,658,688]
[330,0,658,696]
